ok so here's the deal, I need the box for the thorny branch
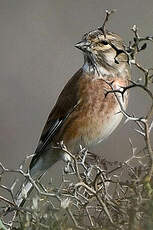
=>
[98,9,116,37]
[0,24,153,230]
[105,24,153,182]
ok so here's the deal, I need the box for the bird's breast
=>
[58,75,129,152]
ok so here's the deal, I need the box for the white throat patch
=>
[83,61,115,77]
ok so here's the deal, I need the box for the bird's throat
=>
[83,58,114,77]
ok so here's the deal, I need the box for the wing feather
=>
[30,69,82,169]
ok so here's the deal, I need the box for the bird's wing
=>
[30,69,82,169]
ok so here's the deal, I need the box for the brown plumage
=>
[29,30,130,177]
[16,28,130,206]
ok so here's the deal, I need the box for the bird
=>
[16,27,130,206]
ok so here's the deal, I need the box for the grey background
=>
[0,0,153,180]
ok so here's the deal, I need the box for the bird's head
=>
[75,28,128,75]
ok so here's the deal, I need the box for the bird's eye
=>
[100,40,109,45]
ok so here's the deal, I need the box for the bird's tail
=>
[15,147,62,207]
[15,179,33,207]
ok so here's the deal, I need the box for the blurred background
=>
[0,0,153,184]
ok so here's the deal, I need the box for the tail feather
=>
[15,180,33,207]
[15,148,62,207]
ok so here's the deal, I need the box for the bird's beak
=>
[75,40,91,52]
